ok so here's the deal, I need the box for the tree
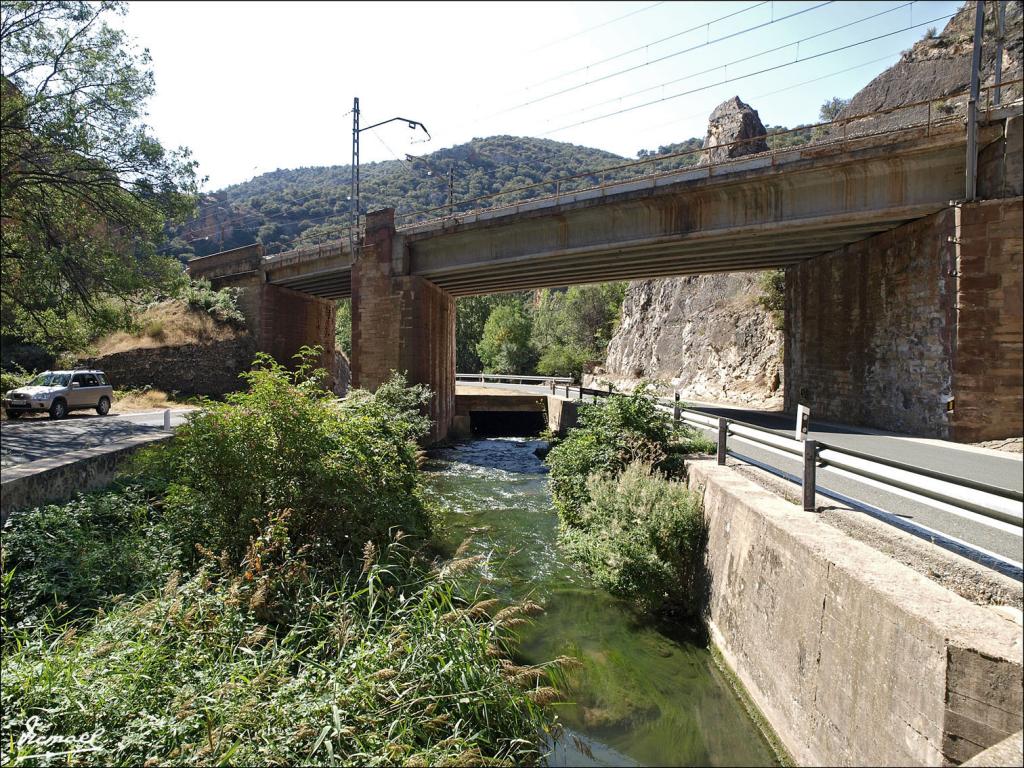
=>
[529,283,626,378]
[818,96,849,123]
[455,292,531,373]
[476,303,535,374]
[1,1,199,351]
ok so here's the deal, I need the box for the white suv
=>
[3,370,115,420]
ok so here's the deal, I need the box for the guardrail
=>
[495,379,1022,578]
[456,373,572,386]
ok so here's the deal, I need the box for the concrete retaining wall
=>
[686,459,1023,766]
[1,433,173,525]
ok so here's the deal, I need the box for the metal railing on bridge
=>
[486,378,1022,580]
[455,373,572,386]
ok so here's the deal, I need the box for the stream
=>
[423,437,779,767]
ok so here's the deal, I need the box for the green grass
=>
[2,543,559,766]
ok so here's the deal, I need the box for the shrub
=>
[178,277,245,326]
[132,348,434,570]
[545,388,676,526]
[560,462,705,616]
[0,362,32,394]
[0,485,177,629]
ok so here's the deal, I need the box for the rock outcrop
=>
[598,275,782,405]
[594,96,783,406]
[700,96,769,163]
[835,2,1022,135]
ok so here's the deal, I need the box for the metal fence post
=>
[565,384,570,398]
[163,408,171,431]
[673,392,680,423]
[803,439,817,512]
[549,379,555,394]
[717,418,727,465]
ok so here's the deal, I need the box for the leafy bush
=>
[545,389,677,526]
[0,485,177,629]
[561,463,705,616]
[0,362,32,394]
[178,277,245,326]
[133,349,434,569]
[1,540,558,766]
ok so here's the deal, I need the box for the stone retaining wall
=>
[1,433,173,525]
[686,459,1023,766]
[83,337,256,397]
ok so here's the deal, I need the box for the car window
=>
[96,374,108,386]
[71,374,87,386]
[29,373,71,387]
[82,374,99,387]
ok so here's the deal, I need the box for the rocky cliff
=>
[594,97,783,406]
[596,2,1021,407]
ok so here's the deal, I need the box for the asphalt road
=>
[460,382,1024,567]
[0,409,193,469]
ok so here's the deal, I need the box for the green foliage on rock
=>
[177,277,245,326]
[1,1,199,353]
[335,298,352,355]
[561,462,705,616]
[757,269,786,330]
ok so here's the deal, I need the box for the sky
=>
[117,0,967,190]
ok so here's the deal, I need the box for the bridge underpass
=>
[188,109,1022,444]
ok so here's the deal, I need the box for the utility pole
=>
[448,164,455,218]
[351,97,360,254]
[994,0,1007,107]
[350,98,430,253]
[965,0,985,201]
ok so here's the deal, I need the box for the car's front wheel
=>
[49,399,68,420]
[5,410,22,419]
[96,397,110,416]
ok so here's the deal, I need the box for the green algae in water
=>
[424,438,779,767]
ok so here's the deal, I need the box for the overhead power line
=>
[543,1,916,124]
[542,11,955,136]
[484,0,834,120]
[525,1,769,92]
[635,47,906,139]
[526,0,667,54]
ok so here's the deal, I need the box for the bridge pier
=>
[351,209,455,444]
[185,244,340,390]
[785,197,1023,442]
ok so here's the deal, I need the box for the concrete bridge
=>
[189,108,1023,444]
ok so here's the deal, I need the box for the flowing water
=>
[423,437,779,767]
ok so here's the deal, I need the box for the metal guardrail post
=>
[163,409,171,431]
[803,440,817,512]
[550,379,555,394]
[565,384,570,398]
[607,382,613,395]
[673,392,680,423]
[717,418,727,465]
